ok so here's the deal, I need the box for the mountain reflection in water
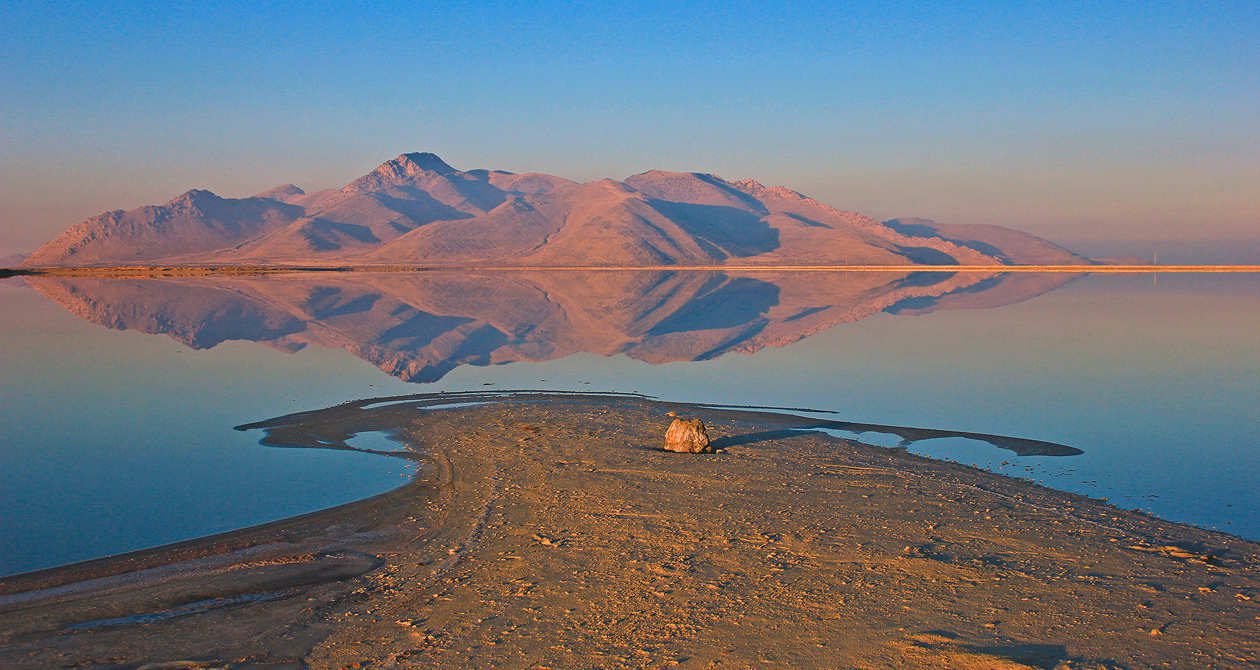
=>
[25,271,1077,384]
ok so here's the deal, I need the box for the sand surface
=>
[0,394,1256,668]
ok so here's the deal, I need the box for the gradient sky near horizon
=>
[2,1,1257,260]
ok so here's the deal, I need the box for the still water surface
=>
[1,271,1257,575]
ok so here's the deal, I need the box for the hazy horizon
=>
[2,3,1257,262]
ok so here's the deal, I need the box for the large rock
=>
[664,417,712,453]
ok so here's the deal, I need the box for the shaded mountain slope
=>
[24,153,1089,267]
[24,190,302,266]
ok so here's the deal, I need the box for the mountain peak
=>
[169,189,219,207]
[386,152,457,176]
[255,184,306,203]
[342,152,461,194]
[730,178,805,201]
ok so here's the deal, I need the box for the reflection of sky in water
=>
[812,428,906,449]
[812,429,1094,498]
[1,272,1257,576]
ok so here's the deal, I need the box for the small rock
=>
[664,417,712,453]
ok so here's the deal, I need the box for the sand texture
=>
[0,394,1256,668]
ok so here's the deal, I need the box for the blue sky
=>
[2,1,1257,259]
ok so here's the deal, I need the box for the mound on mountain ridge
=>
[23,152,1089,267]
[23,189,303,266]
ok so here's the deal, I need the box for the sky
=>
[2,1,1257,261]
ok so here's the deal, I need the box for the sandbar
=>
[0,393,1255,668]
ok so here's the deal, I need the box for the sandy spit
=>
[0,394,1256,669]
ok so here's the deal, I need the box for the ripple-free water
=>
[2,271,1257,575]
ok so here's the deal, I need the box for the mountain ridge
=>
[22,153,1090,268]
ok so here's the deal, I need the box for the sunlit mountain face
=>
[25,270,1077,383]
[22,153,1087,268]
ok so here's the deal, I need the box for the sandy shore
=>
[0,393,1256,668]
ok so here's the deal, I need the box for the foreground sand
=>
[1,394,1256,668]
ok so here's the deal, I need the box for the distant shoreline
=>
[6,263,1260,278]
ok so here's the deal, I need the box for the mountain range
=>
[21,153,1087,267]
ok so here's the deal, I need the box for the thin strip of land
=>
[1,393,1255,669]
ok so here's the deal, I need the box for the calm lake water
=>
[1,270,1257,576]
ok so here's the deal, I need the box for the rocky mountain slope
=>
[23,153,1088,267]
